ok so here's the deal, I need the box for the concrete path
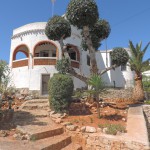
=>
[119,104,150,149]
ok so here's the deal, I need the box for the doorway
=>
[41,74,50,95]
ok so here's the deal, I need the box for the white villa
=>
[9,22,134,96]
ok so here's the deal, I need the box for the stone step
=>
[27,99,48,104]
[29,126,64,140]
[33,135,71,150]
[62,143,82,150]
[21,103,49,110]
[15,110,48,118]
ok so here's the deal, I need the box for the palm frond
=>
[142,42,150,54]
[129,40,137,57]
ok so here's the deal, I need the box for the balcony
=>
[12,58,80,69]
[71,60,79,69]
[12,58,28,68]
[34,57,57,66]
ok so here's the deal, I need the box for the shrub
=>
[55,58,70,74]
[98,123,126,135]
[110,47,129,66]
[145,100,150,105]
[48,74,74,113]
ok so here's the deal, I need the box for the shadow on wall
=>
[111,67,126,88]
[96,52,111,86]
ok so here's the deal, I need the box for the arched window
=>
[13,45,29,61]
[66,45,80,61]
[34,41,58,58]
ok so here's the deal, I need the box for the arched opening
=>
[13,45,29,61]
[34,41,58,58]
[33,41,58,66]
[12,45,29,68]
[16,52,27,60]
[66,44,80,69]
[66,44,80,61]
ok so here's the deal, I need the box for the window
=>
[35,53,39,57]
[40,50,49,57]
[87,55,90,66]
[69,51,76,60]
[52,52,56,57]
[121,65,127,71]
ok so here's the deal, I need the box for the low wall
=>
[83,104,149,150]
[67,105,147,150]
[84,133,149,150]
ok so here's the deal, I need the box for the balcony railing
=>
[12,58,28,68]
[34,57,57,66]
[71,60,79,69]
[12,57,80,69]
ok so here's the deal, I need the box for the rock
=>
[20,135,27,140]
[116,131,122,135]
[103,128,108,133]
[80,126,86,132]
[50,111,55,116]
[97,128,102,133]
[24,134,30,140]
[55,118,62,124]
[51,113,62,119]
[85,126,96,133]
[76,128,81,132]
[18,96,25,100]
[61,122,72,126]
[122,118,126,121]
[0,130,7,137]
[13,133,22,140]
[13,134,18,138]
[66,125,78,131]
[24,96,32,100]
[20,89,29,96]
[63,113,67,118]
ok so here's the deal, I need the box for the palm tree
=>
[129,41,150,102]
[88,74,105,118]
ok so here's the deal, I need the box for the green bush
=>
[144,100,150,105]
[98,123,126,135]
[55,58,70,74]
[110,47,129,66]
[48,74,74,113]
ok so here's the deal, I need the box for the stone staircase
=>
[13,99,82,150]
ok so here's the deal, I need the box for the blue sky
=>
[0,0,150,63]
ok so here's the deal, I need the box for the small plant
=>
[98,123,126,135]
[89,117,93,123]
[145,100,150,105]
[72,119,79,123]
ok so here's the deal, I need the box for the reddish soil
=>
[62,99,128,128]
[0,98,26,140]
[1,98,25,110]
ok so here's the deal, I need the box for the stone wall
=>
[143,105,150,141]
[84,133,149,150]
[64,105,150,150]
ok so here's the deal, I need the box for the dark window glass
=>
[87,55,90,66]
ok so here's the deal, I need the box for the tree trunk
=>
[58,37,88,83]
[96,94,100,118]
[83,26,98,74]
[133,73,145,102]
